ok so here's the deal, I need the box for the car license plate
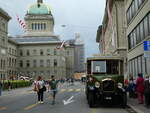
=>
[105,97,112,100]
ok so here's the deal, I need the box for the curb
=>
[127,104,145,113]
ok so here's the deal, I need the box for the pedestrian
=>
[8,80,11,91]
[136,73,144,104]
[34,76,45,104]
[128,76,136,98]
[0,80,2,96]
[144,75,150,108]
[124,77,129,91]
[49,75,59,105]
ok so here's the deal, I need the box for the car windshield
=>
[87,60,121,75]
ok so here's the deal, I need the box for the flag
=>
[107,0,115,47]
[107,0,112,26]
[56,40,66,49]
[16,14,26,32]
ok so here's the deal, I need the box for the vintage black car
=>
[85,56,127,108]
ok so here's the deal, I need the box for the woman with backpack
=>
[34,76,46,104]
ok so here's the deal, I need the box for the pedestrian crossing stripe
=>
[75,89,81,92]
[24,103,39,110]
[68,89,73,92]
[25,88,84,94]
[60,89,66,92]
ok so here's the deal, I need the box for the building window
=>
[35,23,37,30]
[40,60,44,67]
[26,60,30,68]
[33,60,37,67]
[37,23,40,30]
[47,59,50,67]
[54,59,57,66]
[14,59,16,67]
[32,23,34,30]
[54,49,57,55]
[20,50,23,56]
[47,49,50,55]
[41,23,43,30]
[140,21,144,41]
[54,70,57,74]
[33,49,37,56]
[126,0,145,24]
[67,51,69,55]
[19,60,23,67]
[149,13,150,34]
[27,50,30,56]
[136,25,140,43]
[143,16,149,37]
[40,71,44,76]
[40,49,44,56]
[44,23,46,30]
[47,70,50,76]
[9,48,11,54]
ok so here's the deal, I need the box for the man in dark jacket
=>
[144,75,150,108]
[49,75,59,105]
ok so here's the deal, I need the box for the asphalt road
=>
[0,82,136,113]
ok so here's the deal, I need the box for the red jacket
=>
[136,77,144,93]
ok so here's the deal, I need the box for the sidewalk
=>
[128,97,150,113]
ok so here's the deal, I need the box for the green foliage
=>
[2,80,32,90]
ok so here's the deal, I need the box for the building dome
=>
[27,3,51,15]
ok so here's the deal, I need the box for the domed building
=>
[24,0,55,37]
[7,0,67,79]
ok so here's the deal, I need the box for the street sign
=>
[144,41,150,58]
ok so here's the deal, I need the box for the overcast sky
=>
[0,0,105,57]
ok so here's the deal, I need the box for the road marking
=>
[91,109,96,113]
[75,89,81,92]
[60,89,66,93]
[128,104,144,113]
[68,89,73,92]
[0,107,7,110]
[24,103,39,110]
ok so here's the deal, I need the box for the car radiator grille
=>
[102,80,115,91]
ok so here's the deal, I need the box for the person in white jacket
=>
[34,76,45,103]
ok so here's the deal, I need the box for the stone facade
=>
[74,33,85,73]
[0,8,11,80]
[125,0,150,78]
[0,0,85,80]
[96,0,127,75]
[7,38,18,79]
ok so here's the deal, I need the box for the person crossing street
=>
[49,75,59,105]
[34,76,45,104]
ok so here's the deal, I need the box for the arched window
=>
[44,23,46,30]
[32,23,34,30]
[19,60,23,67]
[27,49,30,56]
[38,23,40,30]
[54,59,57,66]
[35,23,37,30]
[26,60,30,68]
[40,49,44,56]
[41,23,43,30]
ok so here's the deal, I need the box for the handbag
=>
[33,85,39,92]
[43,85,46,92]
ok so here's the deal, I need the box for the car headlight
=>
[95,82,100,88]
[118,83,123,89]
[89,86,94,90]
